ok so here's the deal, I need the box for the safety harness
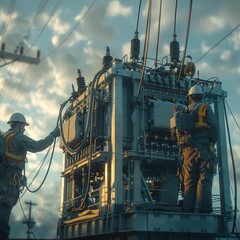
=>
[0,132,26,207]
[4,132,26,163]
[194,104,210,129]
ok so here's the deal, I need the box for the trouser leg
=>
[0,203,12,239]
[197,160,214,213]
[182,160,198,212]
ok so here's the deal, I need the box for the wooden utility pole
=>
[0,43,40,67]
[22,201,37,240]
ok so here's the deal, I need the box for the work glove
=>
[51,126,60,138]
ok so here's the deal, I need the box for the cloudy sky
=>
[0,0,239,238]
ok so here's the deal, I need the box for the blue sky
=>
[0,0,239,238]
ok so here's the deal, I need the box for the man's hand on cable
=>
[51,126,60,138]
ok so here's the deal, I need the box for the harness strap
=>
[194,104,211,129]
[5,132,26,163]
[183,147,199,165]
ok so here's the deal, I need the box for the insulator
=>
[20,46,24,55]
[103,46,113,68]
[130,31,140,61]
[76,69,86,93]
[170,35,180,63]
[37,50,40,58]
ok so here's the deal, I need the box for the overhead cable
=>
[178,0,193,81]
[43,0,96,59]
[135,0,142,33]
[173,0,178,36]
[25,139,56,193]
[0,0,16,43]
[0,62,17,103]
[22,0,48,41]
[154,0,162,68]
[195,23,240,64]
[223,99,238,234]
[225,100,240,131]
[135,0,152,100]
[25,0,62,55]
[9,66,30,109]
[18,199,37,239]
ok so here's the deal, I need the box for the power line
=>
[9,65,30,107]
[135,0,152,101]
[225,100,240,131]
[154,0,162,68]
[0,0,16,43]
[25,0,62,55]
[178,0,193,80]
[43,0,96,59]
[0,61,16,104]
[22,201,38,240]
[195,23,240,64]
[23,0,48,40]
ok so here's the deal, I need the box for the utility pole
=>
[0,43,40,67]
[23,201,37,240]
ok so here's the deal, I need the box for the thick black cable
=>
[173,0,178,36]
[223,99,238,234]
[59,69,104,155]
[20,146,51,198]
[59,67,107,211]
[195,23,240,64]
[25,138,56,193]
[135,0,142,32]
[24,106,59,193]
[154,0,162,69]
[178,0,193,81]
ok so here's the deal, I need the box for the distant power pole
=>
[23,201,37,240]
[0,43,40,68]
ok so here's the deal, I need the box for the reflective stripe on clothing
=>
[194,104,210,129]
[4,132,26,163]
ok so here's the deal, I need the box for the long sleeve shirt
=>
[4,129,55,170]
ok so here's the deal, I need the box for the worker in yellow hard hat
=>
[0,112,60,240]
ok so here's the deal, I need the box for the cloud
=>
[0,1,239,238]
[107,0,132,17]
[47,10,71,36]
[229,31,240,50]
[220,50,231,60]
[199,15,226,33]
[10,186,61,238]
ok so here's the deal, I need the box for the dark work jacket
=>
[188,101,218,149]
[4,129,55,171]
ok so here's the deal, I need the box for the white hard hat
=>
[7,112,29,126]
[187,84,204,96]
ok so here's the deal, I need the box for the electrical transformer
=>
[57,52,234,239]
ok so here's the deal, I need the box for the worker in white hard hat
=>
[187,84,204,97]
[180,84,218,213]
[0,112,60,240]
